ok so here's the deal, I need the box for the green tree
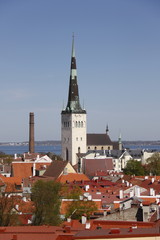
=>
[66,200,97,220]
[47,152,63,161]
[31,180,61,226]
[146,152,160,176]
[0,194,20,226]
[123,160,145,176]
[61,185,82,199]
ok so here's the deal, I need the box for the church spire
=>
[62,35,86,114]
[118,132,122,150]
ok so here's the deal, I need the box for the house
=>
[11,155,52,178]
[43,160,76,179]
[82,158,113,179]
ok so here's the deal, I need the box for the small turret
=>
[106,124,109,135]
[118,133,122,151]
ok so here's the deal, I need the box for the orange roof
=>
[0,175,22,185]
[12,162,51,178]
[57,173,90,183]
[140,197,157,204]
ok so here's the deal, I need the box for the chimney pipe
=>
[29,112,35,153]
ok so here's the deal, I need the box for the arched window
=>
[66,148,69,161]
[81,121,83,127]
[78,147,81,153]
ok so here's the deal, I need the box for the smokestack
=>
[29,112,35,153]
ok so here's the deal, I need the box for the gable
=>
[35,155,52,163]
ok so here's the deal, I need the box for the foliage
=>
[146,152,160,176]
[0,152,14,164]
[47,152,63,161]
[123,160,145,176]
[66,200,97,220]
[0,195,20,226]
[31,180,61,226]
[60,185,82,199]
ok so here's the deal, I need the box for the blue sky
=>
[0,0,160,142]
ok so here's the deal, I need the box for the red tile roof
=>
[57,173,90,183]
[12,162,51,178]
[83,158,113,177]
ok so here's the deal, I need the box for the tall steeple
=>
[62,35,86,114]
[61,36,87,165]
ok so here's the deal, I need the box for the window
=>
[66,148,69,161]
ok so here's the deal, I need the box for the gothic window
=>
[66,148,69,161]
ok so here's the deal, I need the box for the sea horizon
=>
[0,142,160,155]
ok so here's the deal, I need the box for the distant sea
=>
[0,145,61,155]
[124,144,160,151]
[0,144,160,155]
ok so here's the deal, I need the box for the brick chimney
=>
[29,112,35,153]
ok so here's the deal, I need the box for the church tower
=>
[61,36,87,166]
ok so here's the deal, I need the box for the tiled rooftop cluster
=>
[0,151,160,239]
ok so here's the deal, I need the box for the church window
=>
[81,121,83,127]
[66,148,69,161]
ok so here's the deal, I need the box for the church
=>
[61,37,121,166]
